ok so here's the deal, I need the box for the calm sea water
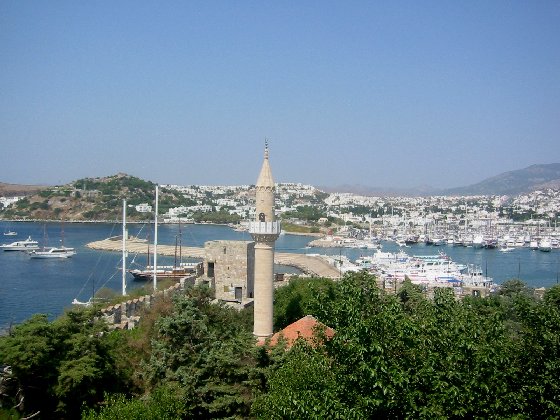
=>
[1,221,559,329]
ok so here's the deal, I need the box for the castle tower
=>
[249,144,281,340]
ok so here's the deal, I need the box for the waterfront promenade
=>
[86,237,341,278]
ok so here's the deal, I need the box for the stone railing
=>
[248,220,282,235]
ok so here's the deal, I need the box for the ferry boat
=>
[0,236,39,251]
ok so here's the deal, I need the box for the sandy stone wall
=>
[204,240,255,303]
[99,275,196,330]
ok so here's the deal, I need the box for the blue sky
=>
[1,1,559,189]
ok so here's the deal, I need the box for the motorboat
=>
[29,246,76,258]
[0,236,39,251]
[539,238,552,252]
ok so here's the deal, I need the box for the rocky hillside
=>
[443,163,560,196]
[0,182,46,197]
[1,174,191,221]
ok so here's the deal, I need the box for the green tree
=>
[0,310,128,418]
[273,277,336,331]
[141,286,256,418]
[256,272,560,418]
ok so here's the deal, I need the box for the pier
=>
[86,237,341,278]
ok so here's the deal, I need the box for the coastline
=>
[1,218,324,238]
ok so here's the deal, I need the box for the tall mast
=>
[122,199,127,296]
[179,218,183,265]
[174,235,178,268]
[153,185,159,291]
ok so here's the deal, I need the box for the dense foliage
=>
[1,174,194,221]
[0,310,128,418]
[1,277,560,419]
[281,205,327,222]
[254,275,560,418]
[191,210,242,224]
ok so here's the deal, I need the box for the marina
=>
[1,221,559,330]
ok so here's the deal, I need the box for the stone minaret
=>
[249,144,281,340]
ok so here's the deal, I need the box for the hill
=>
[0,182,46,197]
[321,164,560,197]
[443,163,560,196]
[1,173,193,221]
[319,184,439,197]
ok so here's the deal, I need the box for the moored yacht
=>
[472,234,485,249]
[29,246,76,259]
[0,236,39,251]
[538,238,552,252]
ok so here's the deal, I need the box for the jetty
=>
[87,237,341,278]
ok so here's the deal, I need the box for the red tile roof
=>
[268,315,335,348]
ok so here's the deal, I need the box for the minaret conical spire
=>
[256,141,274,188]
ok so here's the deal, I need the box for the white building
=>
[135,203,153,213]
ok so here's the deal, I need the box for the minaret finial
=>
[264,138,269,159]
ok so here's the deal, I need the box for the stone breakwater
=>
[86,238,341,278]
[87,236,205,258]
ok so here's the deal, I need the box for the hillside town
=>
[2,180,560,247]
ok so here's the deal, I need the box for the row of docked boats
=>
[353,249,495,291]
[399,234,557,252]
[0,235,76,258]
[319,247,494,291]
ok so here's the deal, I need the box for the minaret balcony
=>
[249,221,282,239]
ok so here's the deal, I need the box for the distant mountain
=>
[318,184,439,197]
[442,163,560,196]
[320,164,560,197]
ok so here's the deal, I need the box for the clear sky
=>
[1,1,559,189]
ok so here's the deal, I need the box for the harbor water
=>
[1,221,559,330]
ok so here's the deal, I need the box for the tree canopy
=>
[1,275,559,419]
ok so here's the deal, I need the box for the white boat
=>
[30,221,76,258]
[431,236,446,246]
[3,230,17,236]
[539,238,552,252]
[0,236,39,251]
[29,246,76,259]
[472,234,485,249]
[71,298,92,307]
[364,249,493,290]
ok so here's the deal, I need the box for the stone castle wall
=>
[99,275,196,330]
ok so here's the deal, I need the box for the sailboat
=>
[129,187,198,282]
[29,222,76,259]
[127,221,198,281]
